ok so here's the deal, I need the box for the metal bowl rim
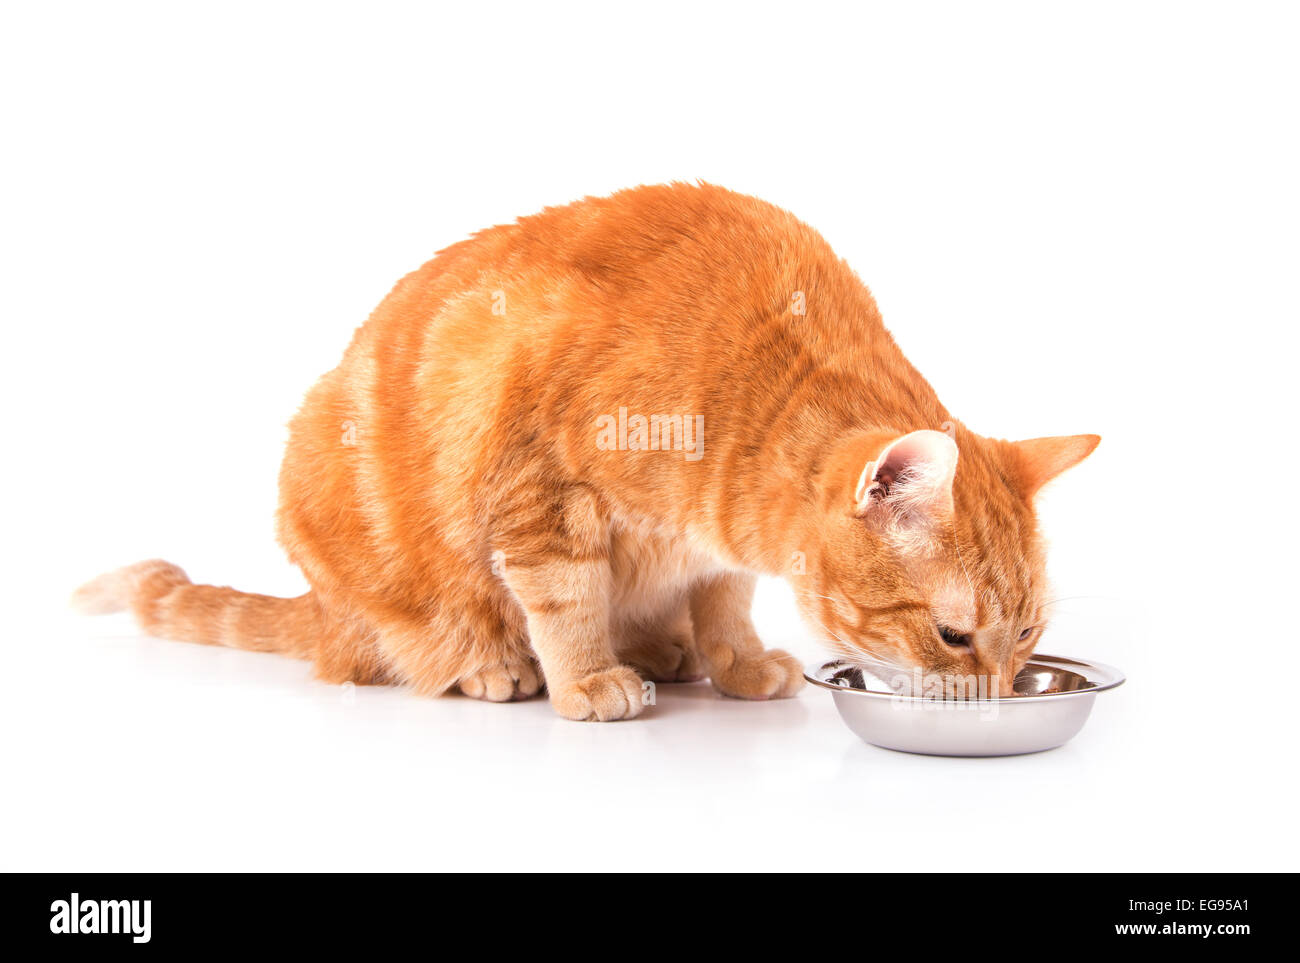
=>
[803,652,1126,703]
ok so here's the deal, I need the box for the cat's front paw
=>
[711,648,805,700]
[550,665,648,721]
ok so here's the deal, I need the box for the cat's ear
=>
[854,429,959,526]
[1009,434,1100,498]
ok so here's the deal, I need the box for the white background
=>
[2,2,1295,871]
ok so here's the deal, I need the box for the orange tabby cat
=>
[74,183,1097,720]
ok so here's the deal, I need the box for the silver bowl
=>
[806,653,1125,756]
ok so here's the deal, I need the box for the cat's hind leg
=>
[453,562,544,701]
[362,564,540,701]
[458,658,543,702]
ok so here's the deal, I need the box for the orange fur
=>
[74,183,1098,717]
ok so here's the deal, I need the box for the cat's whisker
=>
[807,616,853,652]
[1039,595,1105,609]
[808,593,845,605]
[807,632,908,676]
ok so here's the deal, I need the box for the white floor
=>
[4,586,1292,873]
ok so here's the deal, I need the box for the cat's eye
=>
[1018,627,1035,642]
[938,625,972,648]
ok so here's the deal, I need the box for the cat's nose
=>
[996,671,1016,698]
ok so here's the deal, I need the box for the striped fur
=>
[74,183,1097,717]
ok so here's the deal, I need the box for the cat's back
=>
[438,181,821,288]
[277,184,885,594]
[305,183,881,478]
[325,183,844,413]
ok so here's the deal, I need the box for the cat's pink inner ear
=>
[855,429,959,517]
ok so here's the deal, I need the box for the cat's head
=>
[797,427,1098,697]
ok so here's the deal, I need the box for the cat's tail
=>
[71,559,320,659]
